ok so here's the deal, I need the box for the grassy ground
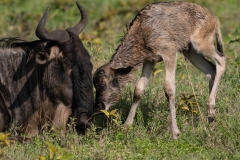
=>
[0,0,239,159]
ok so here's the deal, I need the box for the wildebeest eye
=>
[37,51,48,58]
[35,51,50,64]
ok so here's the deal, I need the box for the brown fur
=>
[94,2,226,139]
[22,99,72,136]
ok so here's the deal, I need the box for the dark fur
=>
[0,27,94,135]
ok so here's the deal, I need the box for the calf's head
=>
[93,64,132,110]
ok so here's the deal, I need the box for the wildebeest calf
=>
[93,2,226,139]
[0,2,94,136]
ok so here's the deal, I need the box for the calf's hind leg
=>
[184,42,226,122]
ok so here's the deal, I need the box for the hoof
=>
[123,123,132,128]
[171,128,180,140]
[208,117,215,123]
[123,119,134,126]
[172,131,180,140]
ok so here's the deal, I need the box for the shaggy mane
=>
[0,37,46,53]
[115,9,144,54]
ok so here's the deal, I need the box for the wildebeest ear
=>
[35,52,49,64]
[114,66,132,75]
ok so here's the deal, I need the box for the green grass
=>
[0,0,240,159]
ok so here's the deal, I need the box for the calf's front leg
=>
[163,53,180,139]
[124,62,155,125]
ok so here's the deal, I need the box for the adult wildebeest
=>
[93,2,226,139]
[0,2,94,136]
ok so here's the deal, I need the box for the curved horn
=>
[73,1,88,34]
[35,6,70,43]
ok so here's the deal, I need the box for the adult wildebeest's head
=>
[0,2,94,135]
[36,2,94,130]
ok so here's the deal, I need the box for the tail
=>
[215,21,224,56]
